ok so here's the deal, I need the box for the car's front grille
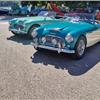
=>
[39,35,65,48]
[14,24,24,30]
[46,35,64,43]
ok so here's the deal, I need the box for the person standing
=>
[47,2,52,10]
[96,9,100,20]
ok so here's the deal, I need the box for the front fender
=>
[64,31,86,50]
[25,22,42,33]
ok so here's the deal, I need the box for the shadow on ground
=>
[7,35,100,75]
[31,43,100,76]
[7,35,32,45]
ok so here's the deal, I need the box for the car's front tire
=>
[74,36,87,59]
[28,24,40,39]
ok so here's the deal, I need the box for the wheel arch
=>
[80,34,87,45]
[73,34,87,59]
[74,34,87,49]
[28,24,40,33]
[75,33,87,45]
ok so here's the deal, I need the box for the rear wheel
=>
[28,24,40,39]
[73,36,87,59]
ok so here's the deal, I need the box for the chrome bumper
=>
[9,28,27,34]
[32,43,75,54]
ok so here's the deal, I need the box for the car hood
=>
[10,16,53,24]
[39,21,95,37]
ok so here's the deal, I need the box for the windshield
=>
[62,13,95,24]
[38,11,56,17]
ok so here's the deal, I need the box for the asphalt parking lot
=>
[0,21,100,100]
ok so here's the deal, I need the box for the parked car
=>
[31,13,100,59]
[9,11,61,38]
[0,7,10,15]
[9,9,20,15]
[8,4,20,15]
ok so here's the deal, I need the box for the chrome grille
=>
[45,35,64,43]
[14,24,24,29]
[40,35,65,48]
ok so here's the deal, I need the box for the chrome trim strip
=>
[32,43,75,54]
[45,35,64,40]
[9,29,27,34]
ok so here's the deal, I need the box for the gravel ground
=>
[0,22,100,100]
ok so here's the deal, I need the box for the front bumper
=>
[9,23,27,34]
[9,28,27,34]
[9,29,27,34]
[32,42,75,54]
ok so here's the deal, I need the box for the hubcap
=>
[31,26,37,37]
[77,39,85,56]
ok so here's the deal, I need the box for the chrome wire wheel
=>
[28,24,40,39]
[77,39,85,56]
[74,36,86,59]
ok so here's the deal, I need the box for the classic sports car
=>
[0,7,10,15]
[9,5,29,15]
[32,13,100,59]
[9,11,59,38]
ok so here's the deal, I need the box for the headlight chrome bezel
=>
[65,33,74,43]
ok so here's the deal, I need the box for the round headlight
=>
[65,33,73,43]
[31,30,38,38]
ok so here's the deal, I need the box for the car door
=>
[86,28,100,47]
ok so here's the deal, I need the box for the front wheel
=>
[74,36,87,59]
[28,24,40,39]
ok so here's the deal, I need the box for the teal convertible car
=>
[9,11,59,38]
[32,14,100,59]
